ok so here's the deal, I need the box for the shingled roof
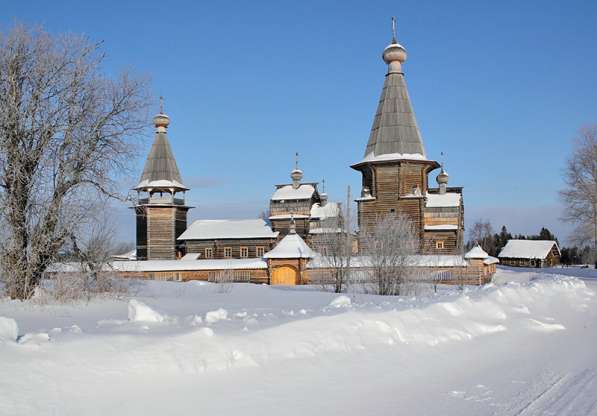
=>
[135,113,188,190]
[358,39,427,164]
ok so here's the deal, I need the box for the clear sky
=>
[3,0,596,244]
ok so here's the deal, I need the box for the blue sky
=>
[3,0,596,244]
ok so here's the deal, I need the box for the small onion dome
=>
[382,41,407,65]
[436,168,449,185]
[153,113,170,128]
[291,168,304,182]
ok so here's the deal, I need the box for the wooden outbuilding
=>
[498,240,561,268]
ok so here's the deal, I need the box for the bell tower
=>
[134,99,191,260]
[351,19,440,251]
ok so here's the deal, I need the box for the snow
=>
[271,184,315,201]
[128,299,165,323]
[310,201,340,219]
[465,244,490,259]
[263,233,317,259]
[205,308,228,324]
[424,224,458,230]
[308,254,467,268]
[51,258,269,273]
[328,295,351,308]
[181,252,200,260]
[111,249,137,261]
[0,316,18,343]
[499,239,560,259]
[357,151,428,164]
[1,267,597,415]
[135,178,188,190]
[178,219,278,240]
[268,214,309,220]
[425,192,461,207]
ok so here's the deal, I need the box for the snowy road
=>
[1,270,596,415]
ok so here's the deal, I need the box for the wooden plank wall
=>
[185,238,277,259]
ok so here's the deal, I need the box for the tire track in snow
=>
[513,369,597,416]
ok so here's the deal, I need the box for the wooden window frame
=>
[224,247,233,258]
[435,240,445,250]
[256,246,265,257]
[240,246,249,258]
[205,247,213,259]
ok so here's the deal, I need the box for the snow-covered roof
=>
[269,214,309,220]
[263,233,316,259]
[465,245,490,259]
[49,258,268,273]
[271,184,315,201]
[355,152,428,165]
[308,255,467,269]
[309,227,343,234]
[498,240,560,260]
[310,201,340,219]
[135,179,188,190]
[484,256,499,265]
[178,219,278,241]
[111,249,137,261]
[425,192,461,208]
[424,224,458,231]
[181,253,201,260]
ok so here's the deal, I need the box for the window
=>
[435,241,445,250]
[256,246,265,257]
[389,208,396,213]
[240,246,249,258]
[224,247,232,258]
[205,248,213,259]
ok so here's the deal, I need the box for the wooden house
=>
[351,29,464,255]
[177,219,278,260]
[498,240,561,268]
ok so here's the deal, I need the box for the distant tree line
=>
[467,220,592,265]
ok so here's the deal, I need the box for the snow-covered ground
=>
[1,267,596,415]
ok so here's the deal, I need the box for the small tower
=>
[436,166,449,194]
[134,100,191,260]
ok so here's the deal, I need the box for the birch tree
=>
[560,126,597,267]
[362,214,418,296]
[0,25,148,299]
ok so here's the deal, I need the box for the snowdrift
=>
[2,276,589,377]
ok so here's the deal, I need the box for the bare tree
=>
[0,25,149,299]
[312,186,353,293]
[560,125,597,268]
[362,214,418,296]
[467,219,495,255]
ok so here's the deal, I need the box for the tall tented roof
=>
[359,34,427,164]
[135,110,187,190]
[498,240,560,260]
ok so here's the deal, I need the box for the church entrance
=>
[271,266,298,285]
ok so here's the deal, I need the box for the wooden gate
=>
[271,266,298,285]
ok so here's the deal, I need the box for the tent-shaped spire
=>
[361,21,427,163]
[135,102,188,191]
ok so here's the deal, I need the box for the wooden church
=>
[352,23,464,255]
[120,23,496,285]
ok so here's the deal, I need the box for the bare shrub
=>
[361,214,418,296]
